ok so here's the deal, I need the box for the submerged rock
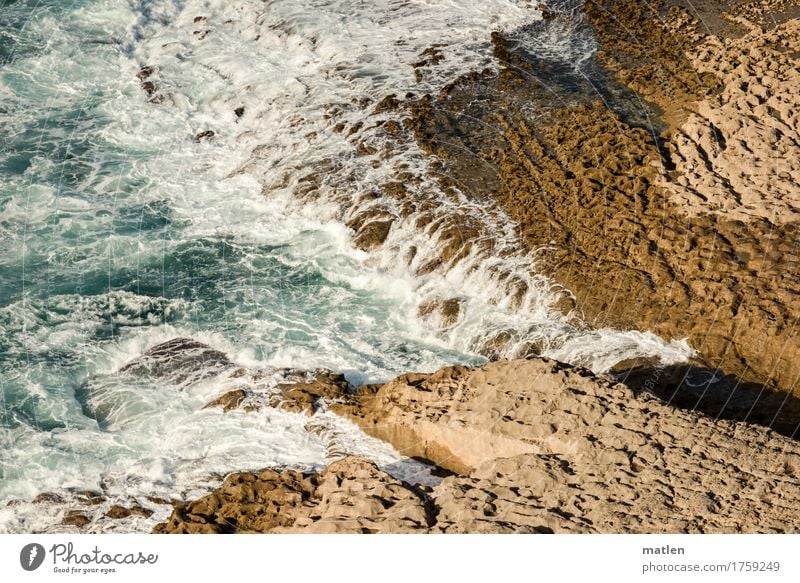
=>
[271,371,350,415]
[201,370,350,416]
[136,65,155,81]
[105,504,153,520]
[418,297,463,330]
[202,389,249,413]
[119,338,234,386]
[61,511,91,528]
[194,130,215,142]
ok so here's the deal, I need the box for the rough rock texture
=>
[663,18,800,222]
[156,359,800,533]
[120,339,350,416]
[418,297,464,330]
[344,359,800,532]
[585,0,720,128]
[487,102,800,395]
[391,0,800,398]
[153,457,433,533]
[271,371,351,415]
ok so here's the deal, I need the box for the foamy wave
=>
[124,0,692,370]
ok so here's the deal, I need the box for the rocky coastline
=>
[11,0,800,534]
[386,0,800,399]
[154,356,800,534]
[151,0,800,534]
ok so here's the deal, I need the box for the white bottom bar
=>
[1,534,797,582]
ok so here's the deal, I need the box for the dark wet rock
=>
[475,329,518,361]
[146,496,174,506]
[70,490,106,506]
[352,219,393,251]
[137,66,164,103]
[346,207,395,251]
[202,389,249,413]
[136,65,155,81]
[62,511,91,528]
[201,369,350,416]
[373,94,401,114]
[517,339,546,359]
[194,130,215,142]
[105,504,153,520]
[271,371,350,415]
[119,338,234,386]
[33,492,65,505]
[234,106,245,119]
[418,297,463,329]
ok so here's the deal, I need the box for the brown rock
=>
[373,94,401,114]
[336,358,800,533]
[71,490,106,506]
[32,492,65,505]
[418,297,463,329]
[155,358,800,534]
[271,371,350,415]
[105,504,154,520]
[153,457,432,533]
[203,389,248,412]
[398,16,800,397]
[62,511,91,528]
[136,66,155,81]
[352,219,393,251]
[119,338,234,386]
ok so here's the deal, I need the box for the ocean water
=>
[0,0,693,532]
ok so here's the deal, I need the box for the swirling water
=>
[0,0,692,532]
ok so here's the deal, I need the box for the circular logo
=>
[19,543,46,572]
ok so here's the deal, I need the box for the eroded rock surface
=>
[663,18,800,223]
[391,0,800,397]
[153,457,433,533]
[156,359,800,534]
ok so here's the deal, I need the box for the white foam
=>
[117,0,692,371]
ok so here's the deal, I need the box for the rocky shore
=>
[150,0,800,535]
[13,0,799,536]
[155,357,800,533]
[386,0,800,400]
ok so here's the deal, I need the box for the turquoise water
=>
[0,0,484,525]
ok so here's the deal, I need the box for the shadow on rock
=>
[615,363,800,440]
